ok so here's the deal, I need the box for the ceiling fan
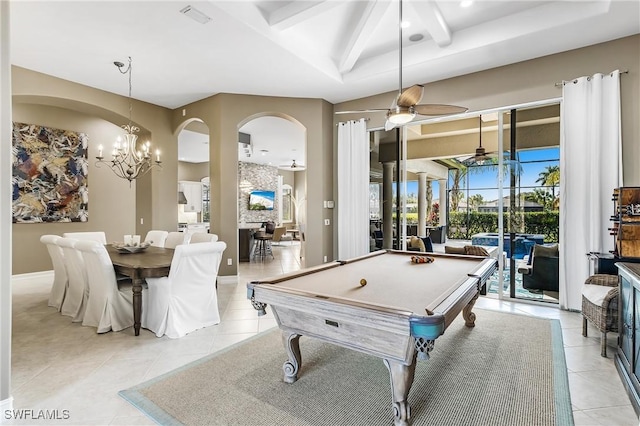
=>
[278,159,306,171]
[335,0,467,130]
[456,115,519,168]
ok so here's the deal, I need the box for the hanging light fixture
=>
[96,57,161,185]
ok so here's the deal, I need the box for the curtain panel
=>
[337,119,369,260]
[560,70,622,311]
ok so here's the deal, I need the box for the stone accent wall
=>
[238,161,278,224]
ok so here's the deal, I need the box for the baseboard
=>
[11,270,53,282]
[217,275,238,286]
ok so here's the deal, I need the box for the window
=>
[282,185,293,222]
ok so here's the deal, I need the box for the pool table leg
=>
[282,331,302,384]
[462,291,479,327]
[384,355,417,426]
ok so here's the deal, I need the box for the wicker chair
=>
[582,274,619,357]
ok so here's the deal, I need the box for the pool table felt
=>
[255,251,487,316]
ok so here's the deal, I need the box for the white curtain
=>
[337,119,369,260]
[560,70,622,310]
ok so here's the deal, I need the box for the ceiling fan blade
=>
[414,104,469,116]
[396,85,424,107]
[384,120,396,131]
[335,109,388,114]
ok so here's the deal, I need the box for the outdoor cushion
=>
[464,245,490,256]
[410,236,426,252]
[445,245,466,255]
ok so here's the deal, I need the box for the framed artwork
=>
[12,122,89,223]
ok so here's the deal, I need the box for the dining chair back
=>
[142,241,226,338]
[165,231,190,249]
[58,238,88,322]
[40,234,68,311]
[189,233,218,243]
[144,230,169,247]
[75,240,134,333]
[62,231,107,244]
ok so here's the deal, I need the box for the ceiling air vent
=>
[180,5,212,24]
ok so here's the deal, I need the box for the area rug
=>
[120,309,573,426]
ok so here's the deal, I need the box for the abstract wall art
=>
[12,122,89,223]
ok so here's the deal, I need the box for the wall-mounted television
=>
[249,190,275,210]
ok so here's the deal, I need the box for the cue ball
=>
[360,278,367,286]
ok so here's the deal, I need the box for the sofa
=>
[518,244,559,299]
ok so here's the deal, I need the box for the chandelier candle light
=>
[96,57,161,185]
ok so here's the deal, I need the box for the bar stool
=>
[252,231,274,260]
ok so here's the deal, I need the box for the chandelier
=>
[96,57,161,184]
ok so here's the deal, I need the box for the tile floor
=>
[5,242,639,425]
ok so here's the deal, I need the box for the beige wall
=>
[12,66,176,274]
[178,161,208,182]
[10,35,638,276]
[11,103,137,274]
[335,35,639,184]
[172,94,334,276]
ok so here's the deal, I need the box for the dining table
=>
[106,245,174,336]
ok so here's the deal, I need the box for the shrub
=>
[447,211,559,243]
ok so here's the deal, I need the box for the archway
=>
[236,114,307,266]
[175,118,210,235]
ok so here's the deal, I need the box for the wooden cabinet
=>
[238,228,255,262]
[179,181,202,212]
[611,187,640,258]
[615,263,640,414]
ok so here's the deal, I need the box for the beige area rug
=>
[120,309,573,426]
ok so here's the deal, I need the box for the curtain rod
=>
[554,69,629,87]
[336,118,370,126]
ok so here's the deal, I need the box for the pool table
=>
[247,250,497,426]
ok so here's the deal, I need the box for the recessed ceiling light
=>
[179,5,212,24]
[400,21,411,29]
[460,0,473,8]
[260,149,269,156]
[409,34,424,42]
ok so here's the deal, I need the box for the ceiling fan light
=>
[387,107,416,125]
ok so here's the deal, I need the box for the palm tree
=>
[468,194,485,211]
[536,165,560,200]
[449,168,467,211]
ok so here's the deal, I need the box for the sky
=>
[401,147,560,202]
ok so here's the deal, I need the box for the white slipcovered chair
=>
[144,230,169,248]
[62,231,107,244]
[164,231,190,249]
[58,238,88,322]
[75,240,134,333]
[142,241,226,338]
[189,233,218,243]
[40,235,68,311]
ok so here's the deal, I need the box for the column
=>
[382,162,394,249]
[417,172,427,237]
[0,0,13,410]
[439,179,447,227]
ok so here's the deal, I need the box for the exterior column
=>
[439,179,447,227]
[417,172,427,237]
[382,162,394,249]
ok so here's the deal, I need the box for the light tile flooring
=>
[5,241,639,425]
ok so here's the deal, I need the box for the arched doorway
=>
[176,119,210,235]
[236,114,307,270]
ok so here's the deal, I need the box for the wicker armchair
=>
[582,274,619,357]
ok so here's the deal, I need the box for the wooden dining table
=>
[106,245,174,336]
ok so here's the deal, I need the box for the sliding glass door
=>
[497,105,560,302]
